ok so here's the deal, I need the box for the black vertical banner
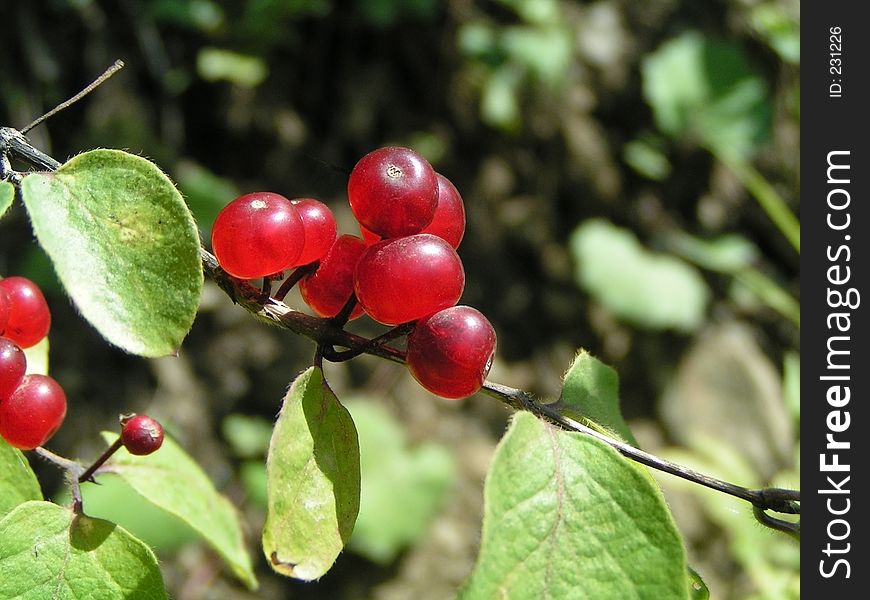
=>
[803,2,869,594]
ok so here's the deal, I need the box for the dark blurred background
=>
[0,1,799,598]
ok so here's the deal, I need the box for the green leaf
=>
[555,349,638,445]
[20,149,203,357]
[99,431,257,589]
[0,440,42,518]
[687,566,710,600]
[197,47,268,87]
[23,337,49,376]
[344,399,454,565]
[641,31,771,158]
[262,366,360,581]
[570,219,710,331]
[75,475,199,552]
[0,181,13,218]
[460,413,689,600]
[0,501,167,599]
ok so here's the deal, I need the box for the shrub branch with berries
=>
[0,66,798,599]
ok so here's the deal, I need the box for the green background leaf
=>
[555,349,638,445]
[345,399,454,565]
[570,219,710,331]
[262,366,360,581]
[641,31,771,158]
[460,412,689,600]
[0,440,42,518]
[20,149,203,357]
[0,501,167,599]
[99,431,257,589]
[0,181,13,218]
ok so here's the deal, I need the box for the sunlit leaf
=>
[20,149,203,357]
[460,412,689,599]
[100,431,257,589]
[262,367,360,581]
[555,349,637,445]
[0,501,166,599]
[0,440,42,518]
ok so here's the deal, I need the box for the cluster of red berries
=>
[0,276,66,450]
[211,146,496,399]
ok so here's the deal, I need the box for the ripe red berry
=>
[0,287,10,335]
[406,306,496,399]
[291,198,337,266]
[421,173,466,249]
[354,234,465,325]
[211,192,305,279]
[348,146,438,238]
[0,276,51,349]
[0,374,67,450]
[121,415,165,456]
[300,235,367,319]
[0,338,27,401]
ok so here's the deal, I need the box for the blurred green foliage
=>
[0,0,799,597]
[570,219,710,332]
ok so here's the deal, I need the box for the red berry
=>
[0,287,10,335]
[354,234,465,326]
[121,415,165,456]
[300,235,367,319]
[348,147,438,238]
[291,198,337,266]
[406,306,496,399]
[211,192,305,279]
[0,338,27,401]
[421,173,466,249]
[0,374,67,450]
[0,277,51,349]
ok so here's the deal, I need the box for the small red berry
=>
[406,306,496,399]
[0,337,27,401]
[121,415,165,456]
[0,374,67,450]
[211,192,305,279]
[291,198,338,266]
[354,234,465,325]
[0,277,51,349]
[299,235,367,319]
[348,146,438,238]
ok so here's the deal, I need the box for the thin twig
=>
[21,60,125,134]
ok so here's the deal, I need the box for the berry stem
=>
[273,263,318,301]
[329,294,359,328]
[321,322,414,363]
[78,436,124,483]
[33,446,86,514]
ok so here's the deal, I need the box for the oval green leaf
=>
[262,366,360,581]
[554,349,638,446]
[0,181,13,218]
[98,431,257,589]
[570,219,709,331]
[0,440,42,518]
[20,149,203,357]
[460,412,689,600]
[0,501,166,600]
